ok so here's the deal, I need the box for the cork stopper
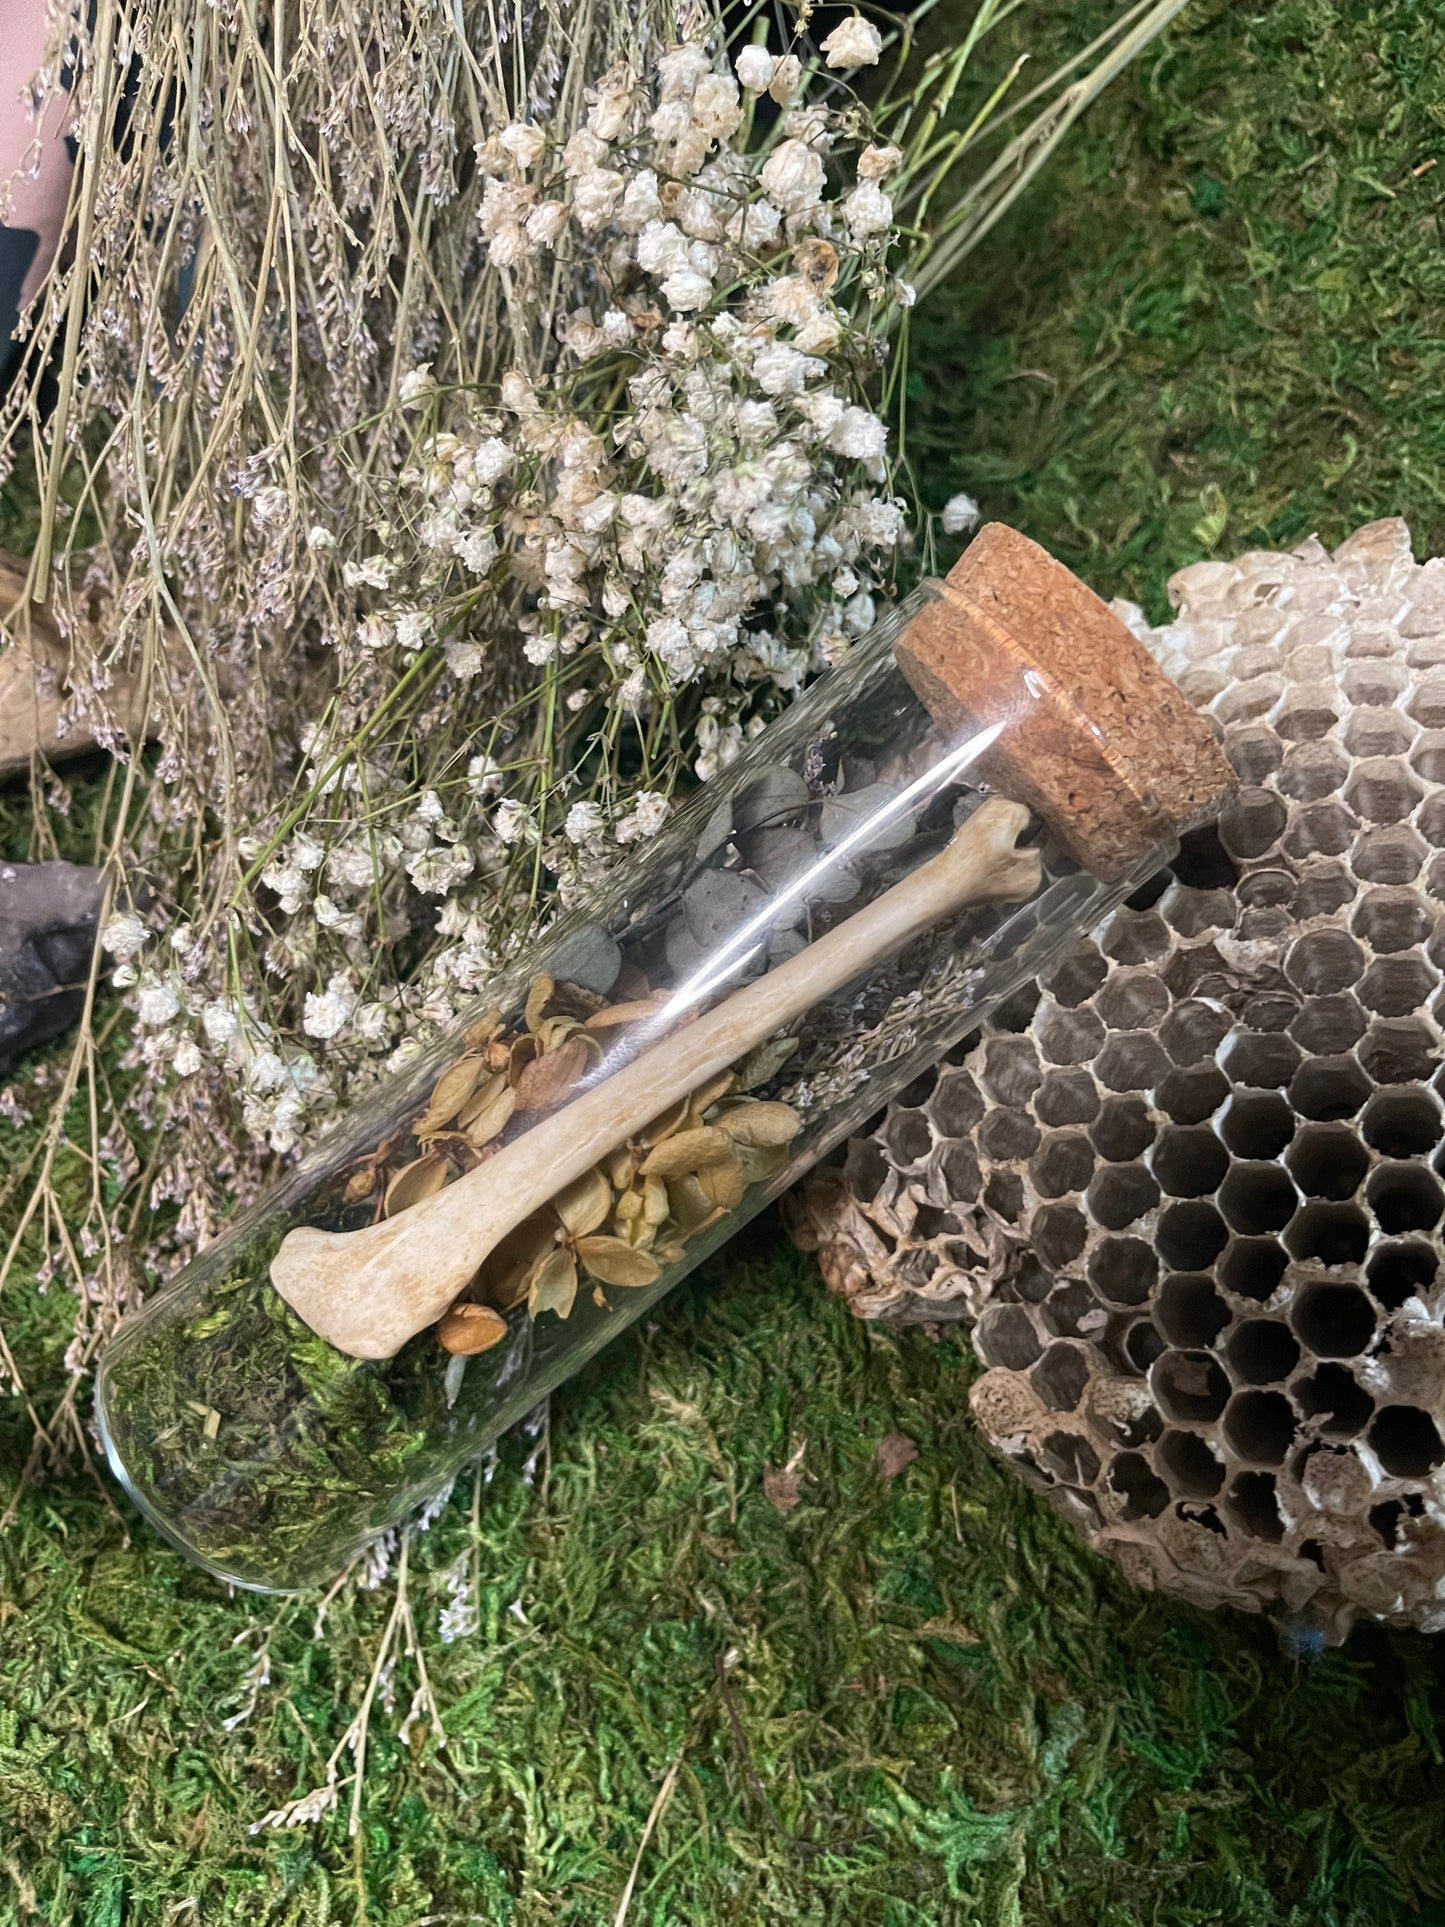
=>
[893,523,1233,880]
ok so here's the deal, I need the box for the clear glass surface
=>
[96,586,1173,1589]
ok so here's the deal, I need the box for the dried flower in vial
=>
[437,1302,509,1354]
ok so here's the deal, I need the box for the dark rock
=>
[0,860,105,1071]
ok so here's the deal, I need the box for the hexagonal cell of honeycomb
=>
[795,521,1445,1637]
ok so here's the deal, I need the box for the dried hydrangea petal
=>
[457,1070,509,1128]
[641,1125,733,1177]
[696,1151,746,1210]
[715,1098,801,1147]
[667,1172,719,1234]
[384,1152,453,1215]
[575,1236,662,1288]
[524,974,555,1033]
[462,1008,504,1051]
[553,1167,612,1237]
[527,1246,579,1321]
[484,1213,557,1309]
[733,1034,800,1091]
[419,1053,487,1133]
[587,996,670,1031]
[533,1015,583,1053]
[463,1082,516,1148]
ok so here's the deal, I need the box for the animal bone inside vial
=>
[94,525,1228,1592]
[792,519,1445,1640]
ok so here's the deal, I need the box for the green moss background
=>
[912,0,1445,619]
[5,0,1445,1920]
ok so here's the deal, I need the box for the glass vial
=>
[96,525,1230,1590]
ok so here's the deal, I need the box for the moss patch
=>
[7,1236,1445,1924]
[911,0,1445,619]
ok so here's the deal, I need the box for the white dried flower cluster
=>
[65,21,989,1201]
[941,491,981,535]
[820,15,885,70]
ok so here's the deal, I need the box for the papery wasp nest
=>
[788,520,1445,1636]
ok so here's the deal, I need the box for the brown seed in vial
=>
[508,1033,539,1085]
[462,1007,503,1051]
[533,1015,582,1054]
[715,1099,802,1147]
[437,1302,509,1355]
[484,1214,556,1309]
[689,1070,738,1113]
[549,979,610,1020]
[422,1132,481,1174]
[586,996,669,1031]
[607,1145,640,1190]
[667,1173,717,1233]
[457,1071,509,1129]
[738,1140,791,1185]
[640,1096,691,1145]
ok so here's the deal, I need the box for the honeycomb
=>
[787,520,1445,1636]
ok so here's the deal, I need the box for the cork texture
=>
[894,523,1233,880]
